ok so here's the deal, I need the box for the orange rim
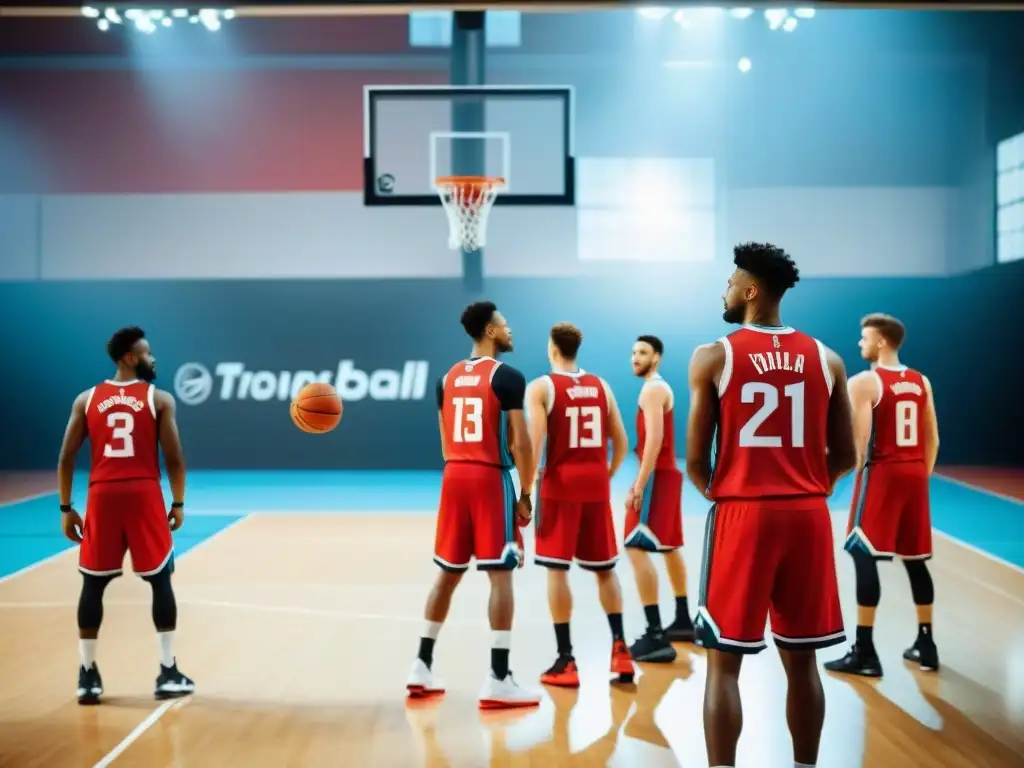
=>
[435,175,505,191]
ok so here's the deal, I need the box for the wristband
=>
[171,502,184,509]
[60,504,72,513]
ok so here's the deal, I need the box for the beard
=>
[136,363,157,382]
[496,338,513,354]
[633,363,651,377]
[722,304,745,324]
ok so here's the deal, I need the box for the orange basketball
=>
[290,382,343,434]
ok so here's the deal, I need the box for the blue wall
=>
[1,262,1021,470]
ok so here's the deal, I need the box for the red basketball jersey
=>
[86,380,161,485]
[866,365,927,465]
[441,358,512,467]
[541,371,610,502]
[635,375,677,470]
[709,326,832,500]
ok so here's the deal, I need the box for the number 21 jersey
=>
[709,326,833,501]
[86,379,161,485]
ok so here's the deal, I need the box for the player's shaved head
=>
[549,322,583,361]
[460,301,498,341]
[107,326,146,364]
[861,313,906,350]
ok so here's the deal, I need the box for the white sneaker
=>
[478,672,541,710]
[406,658,445,698]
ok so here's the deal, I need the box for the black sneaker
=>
[77,664,103,705]
[824,644,883,678]
[155,661,195,700]
[539,653,580,687]
[629,629,677,663]
[665,615,696,643]
[903,640,940,672]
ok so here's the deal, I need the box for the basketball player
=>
[825,314,940,677]
[526,322,635,687]
[686,243,857,768]
[56,327,195,705]
[624,335,695,663]
[406,301,540,709]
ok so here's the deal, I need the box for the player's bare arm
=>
[847,371,879,469]
[57,390,90,543]
[155,390,187,531]
[922,376,940,474]
[508,404,535,489]
[628,381,668,510]
[825,348,857,488]
[498,367,536,523]
[685,342,724,500]
[526,378,549,488]
[601,378,629,478]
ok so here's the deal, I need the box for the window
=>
[576,157,716,263]
[997,131,1024,264]
[408,11,522,48]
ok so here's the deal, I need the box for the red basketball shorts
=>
[696,498,845,654]
[534,490,618,571]
[624,468,684,552]
[79,479,174,578]
[846,461,932,561]
[434,462,521,572]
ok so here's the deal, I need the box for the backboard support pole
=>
[451,10,486,296]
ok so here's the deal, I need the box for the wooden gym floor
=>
[0,466,1022,767]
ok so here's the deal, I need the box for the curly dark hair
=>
[460,301,497,341]
[106,326,146,363]
[733,242,800,299]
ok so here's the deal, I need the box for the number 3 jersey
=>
[85,379,161,485]
[709,326,833,501]
[438,357,524,469]
[863,365,927,465]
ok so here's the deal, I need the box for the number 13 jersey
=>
[439,357,520,468]
[86,379,161,485]
[709,325,833,501]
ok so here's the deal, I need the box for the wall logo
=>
[174,363,214,405]
[172,360,430,405]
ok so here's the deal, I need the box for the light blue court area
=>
[0,462,1021,580]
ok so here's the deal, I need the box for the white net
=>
[435,177,505,252]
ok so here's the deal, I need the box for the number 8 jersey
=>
[864,365,927,465]
[85,379,161,485]
[709,325,833,501]
[439,357,520,468]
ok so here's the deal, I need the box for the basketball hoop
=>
[434,176,505,252]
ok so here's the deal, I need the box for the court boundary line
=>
[825,502,1024,580]
[935,473,1024,506]
[928,474,1024,577]
[89,513,253,768]
[932,529,1024,578]
[0,547,74,586]
[0,488,56,509]
[92,700,184,768]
